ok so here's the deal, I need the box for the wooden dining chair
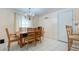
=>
[5,28,19,51]
[27,28,35,32]
[35,28,42,43]
[39,27,45,39]
[24,28,36,47]
[66,25,79,51]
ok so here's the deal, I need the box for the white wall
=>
[38,8,76,40]
[75,9,79,32]
[0,9,15,42]
[38,12,58,39]
[32,16,39,27]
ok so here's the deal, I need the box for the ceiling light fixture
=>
[27,8,35,20]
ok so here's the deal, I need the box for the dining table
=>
[17,31,36,48]
[16,31,28,48]
[16,29,42,48]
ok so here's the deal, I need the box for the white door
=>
[58,9,73,42]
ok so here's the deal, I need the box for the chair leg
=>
[27,42,29,50]
[38,37,41,43]
[40,37,42,43]
[42,36,44,40]
[8,42,10,51]
[71,39,73,47]
[18,40,20,45]
[68,39,73,51]
[31,39,36,46]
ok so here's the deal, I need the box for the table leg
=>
[19,38,26,48]
[18,38,23,48]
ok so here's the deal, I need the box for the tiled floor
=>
[0,37,79,51]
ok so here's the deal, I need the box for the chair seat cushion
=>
[69,35,79,41]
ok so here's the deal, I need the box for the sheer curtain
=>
[15,13,32,32]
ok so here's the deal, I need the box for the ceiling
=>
[15,8,63,16]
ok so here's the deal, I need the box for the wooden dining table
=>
[16,28,42,48]
[17,31,37,48]
[17,31,28,48]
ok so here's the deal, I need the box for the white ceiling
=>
[15,8,63,16]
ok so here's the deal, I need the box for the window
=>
[21,16,30,27]
[16,14,32,31]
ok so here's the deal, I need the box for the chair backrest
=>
[66,25,73,36]
[38,26,42,30]
[27,28,36,40]
[27,31,36,40]
[38,26,44,37]
[5,28,10,41]
[35,28,41,38]
[27,28,35,32]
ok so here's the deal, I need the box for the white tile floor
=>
[0,37,79,51]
